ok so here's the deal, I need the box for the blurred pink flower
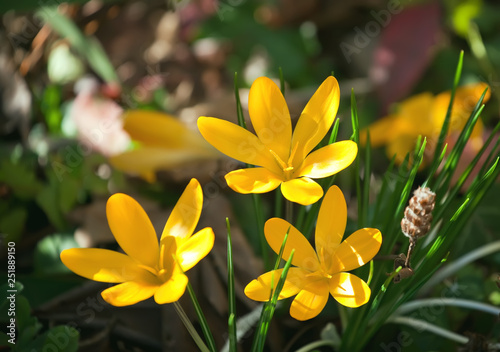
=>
[70,78,130,157]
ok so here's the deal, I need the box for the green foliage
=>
[36,6,119,84]
[34,234,79,276]
[198,2,327,87]
[0,287,79,351]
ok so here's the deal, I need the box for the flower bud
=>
[401,186,436,239]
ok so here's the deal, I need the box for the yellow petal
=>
[264,218,319,271]
[386,134,419,165]
[469,118,484,151]
[360,115,398,147]
[106,194,159,268]
[432,82,491,132]
[290,76,340,167]
[177,227,215,272]
[101,280,160,306]
[60,248,152,283]
[197,116,280,174]
[161,179,202,244]
[110,147,218,179]
[248,77,292,163]
[329,272,370,308]
[281,177,323,205]
[124,110,192,148]
[398,92,435,131]
[315,186,346,270]
[225,168,283,194]
[154,273,189,304]
[297,141,357,178]
[329,228,382,273]
[159,235,177,275]
[290,279,330,321]
[244,268,309,301]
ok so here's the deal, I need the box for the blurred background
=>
[1,0,499,351]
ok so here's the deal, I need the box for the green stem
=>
[252,194,268,270]
[186,282,217,352]
[173,302,211,352]
[338,305,348,333]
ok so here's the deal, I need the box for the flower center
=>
[269,149,295,180]
[157,268,173,282]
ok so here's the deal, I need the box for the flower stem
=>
[186,282,217,352]
[173,301,211,352]
[252,193,269,270]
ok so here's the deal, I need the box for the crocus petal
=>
[101,280,159,307]
[329,228,382,274]
[60,248,153,283]
[244,268,310,301]
[110,147,219,180]
[177,227,215,272]
[315,186,346,271]
[297,141,357,179]
[386,134,418,165]
[432,82,490,132]
[330,272,370,308]
[281,177,323,205]
[161,179,202,244]
[290,279,330,321]
[225,168,282,194]
[123,110,192,148]
[360,115,398,147]
[154,273,189,304]
[198,116,280,174]
[264,218,319,271]
[398,92,435,131]
[248,77,292,163]
[159,236,177,275]
[469,118,485,151]
[290,76,340,167]
[106,193,159,268]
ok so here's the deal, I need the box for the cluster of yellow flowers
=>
[361,82,490,165]
[61,76,382,320]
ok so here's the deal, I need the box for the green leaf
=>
[59,177,80,213]
[0,331,10,346]
[36,6,118,84]
[429,51,464,171]
[36,325,79,352]
[0,207,27,243]
[186,282,217,352]
[34,234,79,276]
[16,296,39,335]
[0,159,43,199]
[226,219,237,351]
[36,184,66,230]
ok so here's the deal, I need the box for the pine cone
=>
[401,186,436,240]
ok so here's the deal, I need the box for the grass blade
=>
[226,218,237,351]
